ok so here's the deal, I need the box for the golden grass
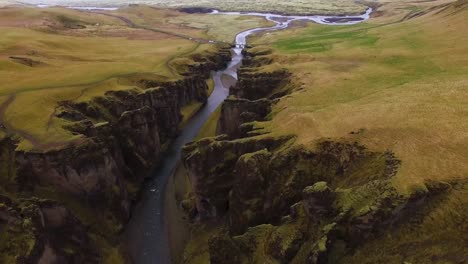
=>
[195,104,221,140]
[167,14,274,43]
[0,6,265,151]
[0,22,192,150]
[206,78,214,96]
[12,0,367,15]
[252,0,468,193]
[342,185,468,263]
[180,102,204,128]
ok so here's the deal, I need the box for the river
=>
[123,8,372,264]
[29,3,372,262]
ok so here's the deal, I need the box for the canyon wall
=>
[0,45,232,262]
[180,47,450,264]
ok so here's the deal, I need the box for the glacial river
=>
[33,3,371,263]
[124,8,372,264]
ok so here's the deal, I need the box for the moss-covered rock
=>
[182,135,293,220]
[303,182,336,218]
[181,132,450,264]
[0,197,99,263]
[216,97,272,139]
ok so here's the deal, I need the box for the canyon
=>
[0,0,467,263]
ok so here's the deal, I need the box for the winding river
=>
[32,3,371,263]
[124,8,372,264]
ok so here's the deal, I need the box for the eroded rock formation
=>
[0,45,232,261]
[180,47,450,263]
[0,197,98,263]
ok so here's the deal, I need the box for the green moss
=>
[304,181,329,193]
[233,224,276,262]
[206,78,215,96]
[195,104,221,140]
[334,180,399,218]
[33,186,121,241]
[0,219,36,262]
[238,148,269,161]
[103,247,125,264]
[180,102,204,128]
[317,236,328,252]
[322,223,336,233]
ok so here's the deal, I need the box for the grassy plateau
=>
[233,0,467,262]
[0,5,268,151]
[0,4,272,263]
[0,0,466,263]
[8,0,368,15]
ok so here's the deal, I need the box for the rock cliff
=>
[216,97,271,139]
[180,47,451,263]
[0,196,98,263]
[0,45,232,262]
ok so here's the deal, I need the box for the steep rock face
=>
[216,97,271,139]
[230,69,291,100]
[12,46,232,220]
[15,140,131,220]
[0,197,99,263]
[208,180,448,264]
[215,47,290,140]
[186,140,400,235]
[230,48,291,100]
[0,45,232,261]
[181,45,451,263]
[182,135,293,219]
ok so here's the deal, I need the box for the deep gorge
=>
[0,45,232,263]
[178,46,452,264]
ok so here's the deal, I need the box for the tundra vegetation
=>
[0,4,269,262]
[0,5,268,151]
[0,0,466,263]
[6,0,368,15]
[178,0,467,263]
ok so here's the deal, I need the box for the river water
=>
[124,8,372,264]
[30,3,371,263]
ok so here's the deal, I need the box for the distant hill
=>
[12,0,368,15]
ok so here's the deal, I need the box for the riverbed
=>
[30,3,372,263]
[124,8,372,264]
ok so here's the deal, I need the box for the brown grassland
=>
[0,0,466,262]
[252,0,468,194]
[0,5,268,151]
[181,1,468,263]
[238,0,467,261]
[3,0,368,16]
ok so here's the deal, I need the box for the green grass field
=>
[8,0,368,15]
[0,5,267,151]
[245,1,468,261]
[254,0,468,193]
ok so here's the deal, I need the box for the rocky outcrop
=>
[181,45,450,264]
[0,45,232,261]
[15,140,131,220]
[215,47,291,141]
[230,68,291,100]
[0,196,98,263]
[207,180,449,264]
[197,139,447,263]
[182,135,293,220]
[184,139,401,235]
[229,48,291,100]
[216,97,271,139]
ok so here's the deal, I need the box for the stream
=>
[124,8,372,264]
[31,3,371,263]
